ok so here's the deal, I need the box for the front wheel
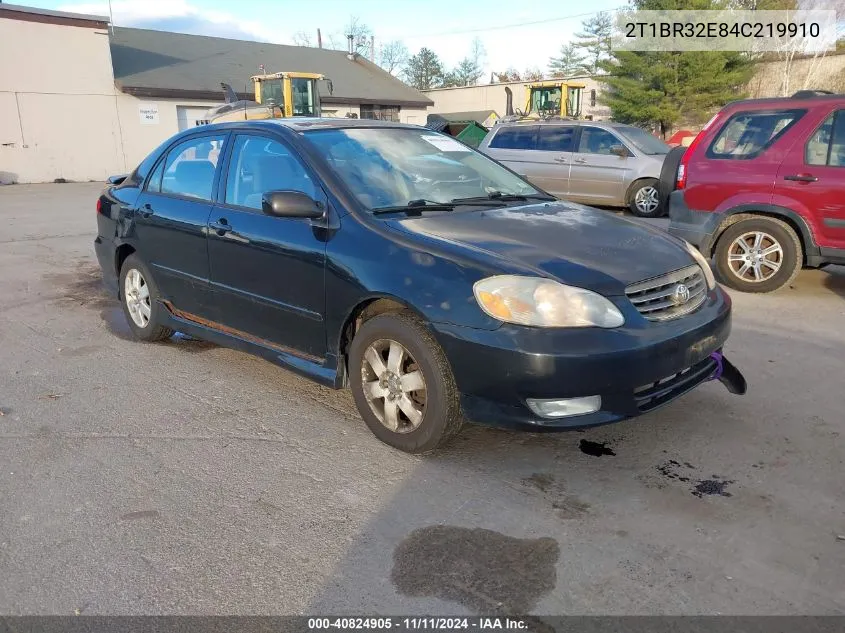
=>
[714,217,802,293]
[348,312,462,453]
[628,179,663,218]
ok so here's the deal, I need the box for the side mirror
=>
[262,190,324,219]
[610,144,629,157]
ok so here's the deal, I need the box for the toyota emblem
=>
[672,283,691,305]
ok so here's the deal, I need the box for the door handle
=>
[554,157,569,163]
[139,203,154,218]
[573,158,587,164]
[210,218,233,235]
[784,174,818,183]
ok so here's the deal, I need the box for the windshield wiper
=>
[372,199,455,215]
[452,191,556,204]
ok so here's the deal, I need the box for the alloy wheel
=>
[124,268,151,328]
[727,231,783,283]
[360,339,427,433]
[634,185,659,214]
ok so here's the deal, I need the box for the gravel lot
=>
[1,182,843,615]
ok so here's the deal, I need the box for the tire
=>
[628,178,663,217]
[119,253,174,341]
[348,311,463,453]
[714,217,802,293]
[658,146,685,214]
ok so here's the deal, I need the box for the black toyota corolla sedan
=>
[95,118,745,453]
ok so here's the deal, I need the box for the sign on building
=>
[139,103,160,125]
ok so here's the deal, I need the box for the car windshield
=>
[303,127,543,209]
[619,126,671,155]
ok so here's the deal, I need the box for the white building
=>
[0,3,432,184]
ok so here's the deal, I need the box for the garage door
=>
[176,106,210,131]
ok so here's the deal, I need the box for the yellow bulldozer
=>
[200,71,332,124]
[503,80,585,121]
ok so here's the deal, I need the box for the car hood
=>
[386,201,695,296]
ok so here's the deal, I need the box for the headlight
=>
[473,275,624,328]
[683,241,717,290]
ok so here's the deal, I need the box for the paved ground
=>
[1,182,843,616]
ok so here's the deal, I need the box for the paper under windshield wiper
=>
[452,191,555,203]
[372,199,455,215]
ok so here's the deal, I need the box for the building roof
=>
[0,3,108,28]
[110,27,433,108]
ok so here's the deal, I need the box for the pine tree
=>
[548,43,588,77]
[573,12,612,74]
[403,48,445,90]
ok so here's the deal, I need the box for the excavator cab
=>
[253,72,330,118]
[524,81,585,119]
[200,72,332,125]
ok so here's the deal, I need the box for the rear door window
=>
[537,126,575,152]
[707,109,804,160]
[488,126,538,150]
[158,135,225,200]
[806,110,845,167]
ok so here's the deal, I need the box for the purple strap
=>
[709,350,724,381]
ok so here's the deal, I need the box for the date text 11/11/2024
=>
[307,617,530,630]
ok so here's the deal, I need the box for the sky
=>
[24,0,624,76]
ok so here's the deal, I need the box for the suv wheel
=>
[348,311,462,453]
[119,254,174,341]
[714,217,802,293]
[628,179,662,217]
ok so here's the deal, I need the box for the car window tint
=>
[808,111,845,167]
[577,127,621,155]
[146,158,165,193]
[488,126,538,150]
[707,110,804,160]
[225,135,316,210]
[159,135,225,200]
[537,126,574,152]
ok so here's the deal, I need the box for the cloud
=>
[59,0,280,42]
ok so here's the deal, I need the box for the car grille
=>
[625,264,707,321]
[634,355,718,412]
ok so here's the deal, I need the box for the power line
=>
[401,7,625,39]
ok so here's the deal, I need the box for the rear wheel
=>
[628,179,662,217]
[119,254,173,341]
[714,217,802,293]
[348,311,462,453]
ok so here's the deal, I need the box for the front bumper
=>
[432,287,738,431]
[667,191,723,256]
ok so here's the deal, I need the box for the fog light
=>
[526,396,601,419]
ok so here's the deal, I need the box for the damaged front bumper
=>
[432,287,747,431]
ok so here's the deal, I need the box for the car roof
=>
[493,119,630,130]
[198,117,423,134]
[720,92,845,112]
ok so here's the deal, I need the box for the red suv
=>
[667,91,845,293]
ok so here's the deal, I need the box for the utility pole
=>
[317,28,322,49]
[370,35,375,63]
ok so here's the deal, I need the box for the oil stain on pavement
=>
[521,473,591,519]
[392,526,559,614]
[657,460,735,498]
[579,439,616,457]
[46,262,215,351]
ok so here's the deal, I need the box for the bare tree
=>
[292,31,314,47]
[379,40,409,75]
[523,67,544,82]
[470,37,486,72]
[344,16,372,58]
